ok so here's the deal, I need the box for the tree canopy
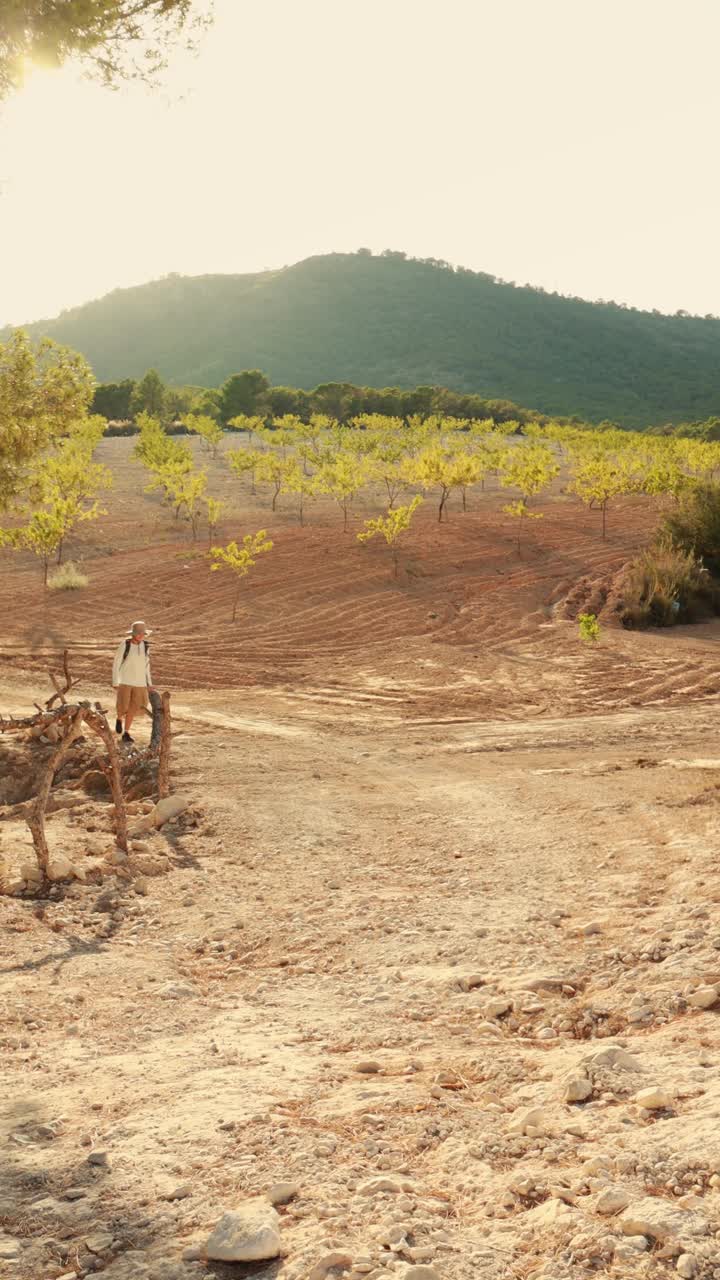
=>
[0,1,208,99]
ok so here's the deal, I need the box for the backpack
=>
[122,638,150,664]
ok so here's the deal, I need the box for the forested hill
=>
[9,252,720,426]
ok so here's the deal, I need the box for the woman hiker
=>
[112,620,155,743]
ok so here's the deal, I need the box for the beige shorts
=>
[116,685,149,715]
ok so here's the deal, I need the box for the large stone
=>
[526,1198,574,1226]
[564,1075,593,1103]
[596,1186,630,1215]
[589,1046,643,1072]
[634,1086,673,1110]
[206,1201,281,1262]
[677,1254,698,1278]
[509,1106,547,1136]
[688,986,719,1010]
[483,997,512,1019]
[620,1198,705,1241]
[47,855,75,882]
[135,793,189,834]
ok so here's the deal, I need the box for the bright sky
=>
[2,0,720,327]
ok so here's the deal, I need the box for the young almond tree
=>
[567,449,638,539]
[30,421,113,562]
[316,453,367,530]
[254,452,287,512]
[280,461,319,526]
[357,496,423,578]
[171,469,208,540]
[406,443,482,521]
[500,442,559,551]
[183,412,224,458]
[205,496,225,547]
[228,414,266,446]
[2,495,105,585]
[209,531,274,621]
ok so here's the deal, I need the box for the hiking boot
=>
[115,718,123,734]
[121,732,134,744]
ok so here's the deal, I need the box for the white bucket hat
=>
[125,620,153,638]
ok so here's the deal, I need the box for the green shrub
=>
[620,542,720,628]
[578,612,600,643]
[47,561,89,591]
[662,484,720,576]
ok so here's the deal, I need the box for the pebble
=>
[355,1061,381,1074]
[87,1150,110,1167]
[308,1251,353,1279]
[401,1268,441,1280]
[677,1254,698,1278]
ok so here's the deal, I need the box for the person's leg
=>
[123,688,148,740]
[116,686,128,735]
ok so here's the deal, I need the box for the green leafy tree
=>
[219,371,269,424]
[1,1,209,99]
[131,368,167,419]
[209,531,274,621]
[0,331,95,511]
[357,496,423,578]
[91,379,136,420]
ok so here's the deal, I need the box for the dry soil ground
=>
[3,439,720,1280]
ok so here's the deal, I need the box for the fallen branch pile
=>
[1,652,172,889]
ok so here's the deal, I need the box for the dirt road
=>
[4,671,720,1280]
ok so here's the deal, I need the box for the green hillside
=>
[8,252,720,426]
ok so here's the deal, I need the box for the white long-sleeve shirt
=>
[112,639,152,688]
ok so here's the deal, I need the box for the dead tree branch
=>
[27,709,86,877]
[45,649,79,709]
[158,692,172,799]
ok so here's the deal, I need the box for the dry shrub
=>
[620,542,720,628]
[47,561,88,591]
[662,483,720,575]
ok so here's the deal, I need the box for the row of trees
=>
[91,366,551,431]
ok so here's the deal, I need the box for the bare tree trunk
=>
[85,707,128,852]
[27,709,86,878]
[158,693,172,799]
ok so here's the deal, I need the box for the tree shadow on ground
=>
[0,921,122,978]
